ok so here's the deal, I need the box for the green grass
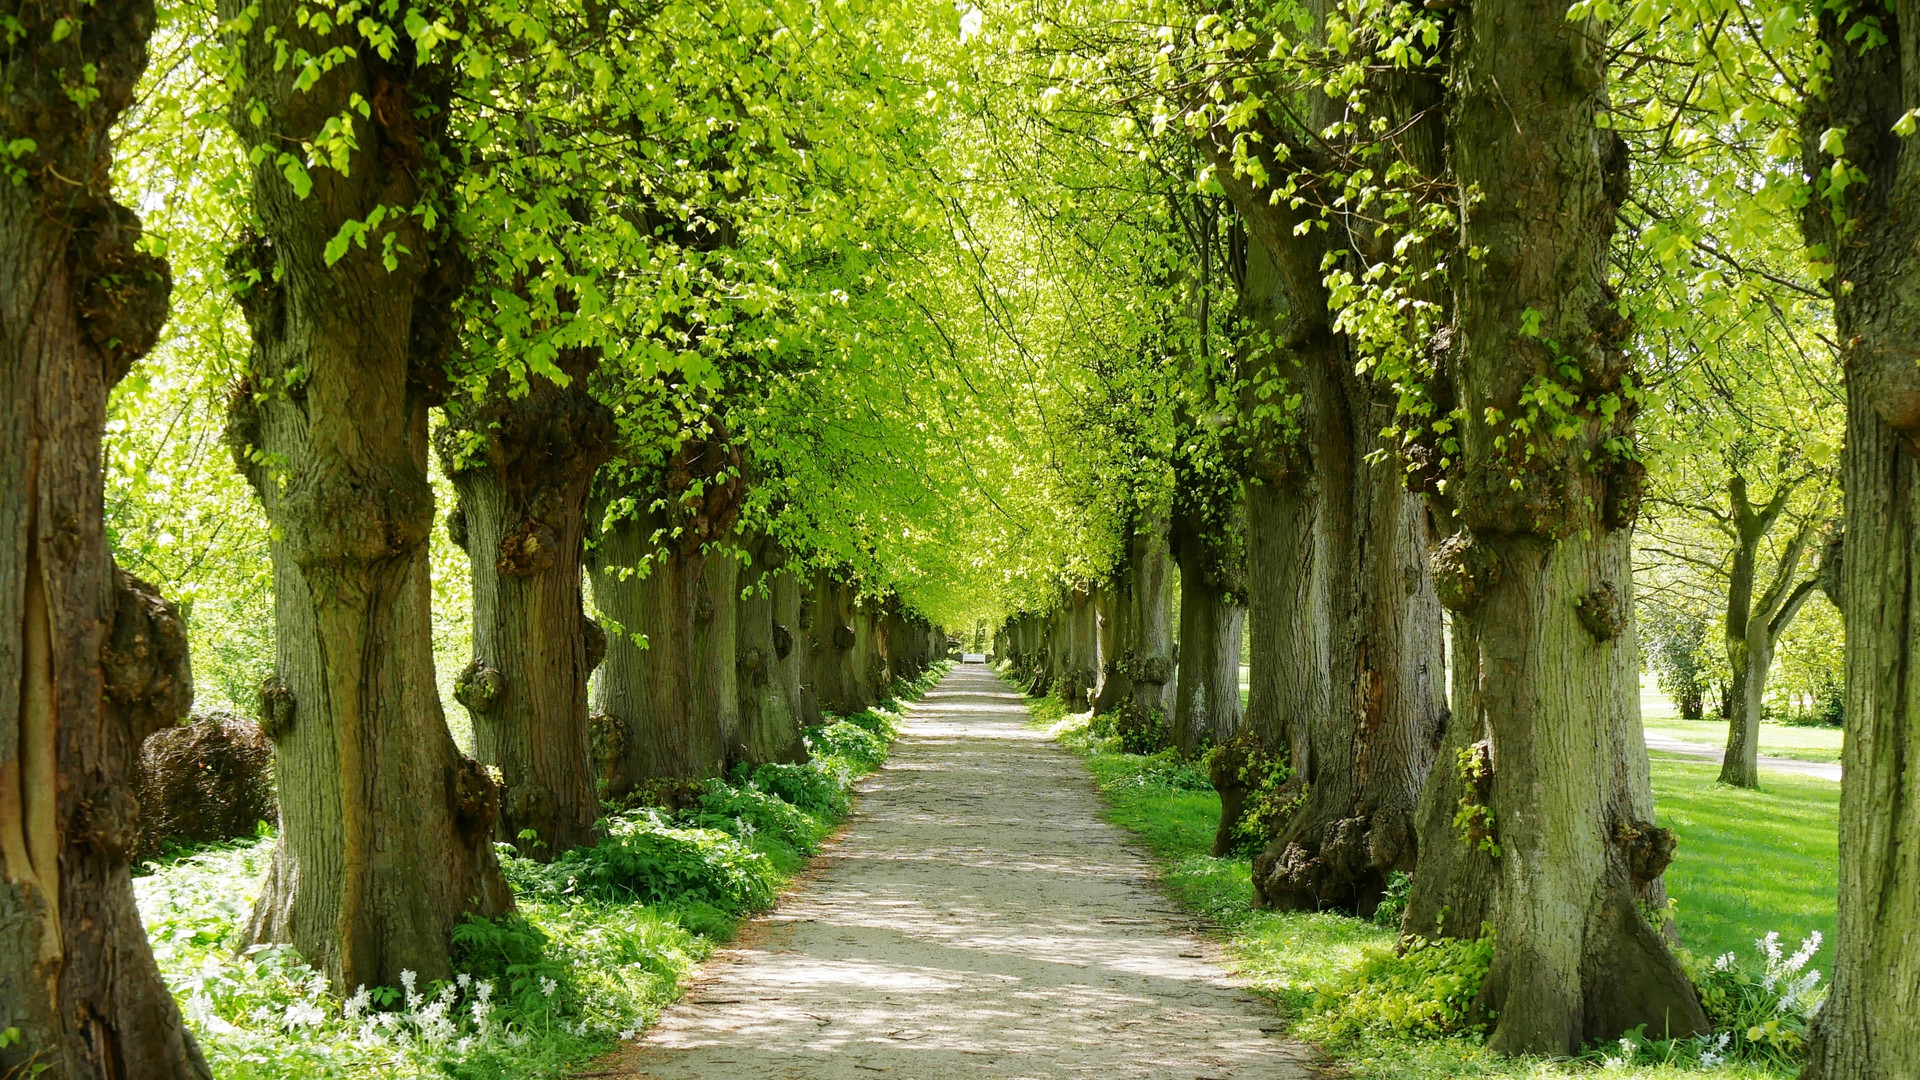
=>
[1022,676,1826,1080]
[1641,715,1844,765]
[1651,752,1838,974]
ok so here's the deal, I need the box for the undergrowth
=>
[135,661,947,1079]
[1014,673,1818,1080]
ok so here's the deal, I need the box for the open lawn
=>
[1640,677,1844,765]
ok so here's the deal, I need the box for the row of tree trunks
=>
[0,0,213,1070]
[221,0,512,996]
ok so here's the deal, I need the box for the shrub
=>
[450,913,573,1018]
[807,719,889,770]
[521,810,776,914]
[1105,749,1213,792]
[1115,707,1172,755]
[682,779,829,854]
[746,761,851,818]
[135,712,275,859]
[1683,931,1825,1068]
[1306,927,1496,1039]
[1373,871,1412,929]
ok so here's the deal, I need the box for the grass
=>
[1640,677,1844,765]
[135,662,951,1080]
[1650,752,1838,974]
[1640,715,1844,765]
[1019,673,1830,1080]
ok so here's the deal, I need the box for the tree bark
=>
[1125,510,1177,732]
[1172,514,1245,754]
[1401,618,1499,939]
[1430,0,1705,1051]
[1796,5,1920,1074]
[586,501,740,791]
[442,363,614,858]
[1217,174,1446,913]
[809,572,863,714]
[0,3,210,1069]
[220,0,510,992]
[738,536,808,766]
[1091,581,1122,711]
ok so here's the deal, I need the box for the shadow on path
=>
[596,664,1317,1080]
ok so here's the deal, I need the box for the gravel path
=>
[597,663,1317,1080]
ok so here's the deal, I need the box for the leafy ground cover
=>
[134,662,949,1080]
[1022,683,1835,1080]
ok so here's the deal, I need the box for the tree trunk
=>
[1401,618,1499,939]
[1429,0,1705,1051]
[586,501,738,791]
[1124,510,1177,735]
[1098,584,1121,711]
[0,5,210,1069]
[442,365,614,858]
[1718,622,1763,789]
[792,571,824,725]
[1220,198,1446,909]
[221,0,511,992]
[1796,5,1920,1074]
[1172,518,1245,754]
[738,537,808,766]
[809,572,862,714]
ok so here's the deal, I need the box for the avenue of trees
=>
[0,0,1912,1078]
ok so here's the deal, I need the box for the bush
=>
[1104,748,1213,792]
[518,809,776,915]
[746,761,851,818]
[1373,871,1412,929]
[135,712,275,859]
[682,778,830,854]
[450,913,574,1018]
[1683,931,1825,1068]
[1305,928,1496,1039]
[807,719,889,770]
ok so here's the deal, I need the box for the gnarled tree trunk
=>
[0,4,209,1069]
[1172,506,1245,755]
[1125,509,1177,735]
[738,536,808,766]
[809,572,862,714]
[222,0,511,992]
[1092,580,1122,712]
[1427,0,1704,1051]
[442,362,614,858]
[1796,5,1920,1074]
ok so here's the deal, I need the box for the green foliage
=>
[682,778,832,856]
[514,810,777,915]
[1305,930,1496,1039]
[1373,871,1412,930]
[806,720,890,772]
[1099,748,1213,792]
[1682,933,1826,1068]
[738,761,850,820]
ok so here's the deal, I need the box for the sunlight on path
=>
[598,664,1315,1080]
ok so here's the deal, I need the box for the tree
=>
[1795,1,1920,1073]
[0,0,211,1072]
[441,353,615,857]
[219,0,511,992]
[737,534,810,766]
[1422,0,1706,1051]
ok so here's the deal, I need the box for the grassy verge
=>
[135,661,952,1080]
[1015,674,1829,1080]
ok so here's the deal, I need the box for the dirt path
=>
[597,663,1317,1080]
